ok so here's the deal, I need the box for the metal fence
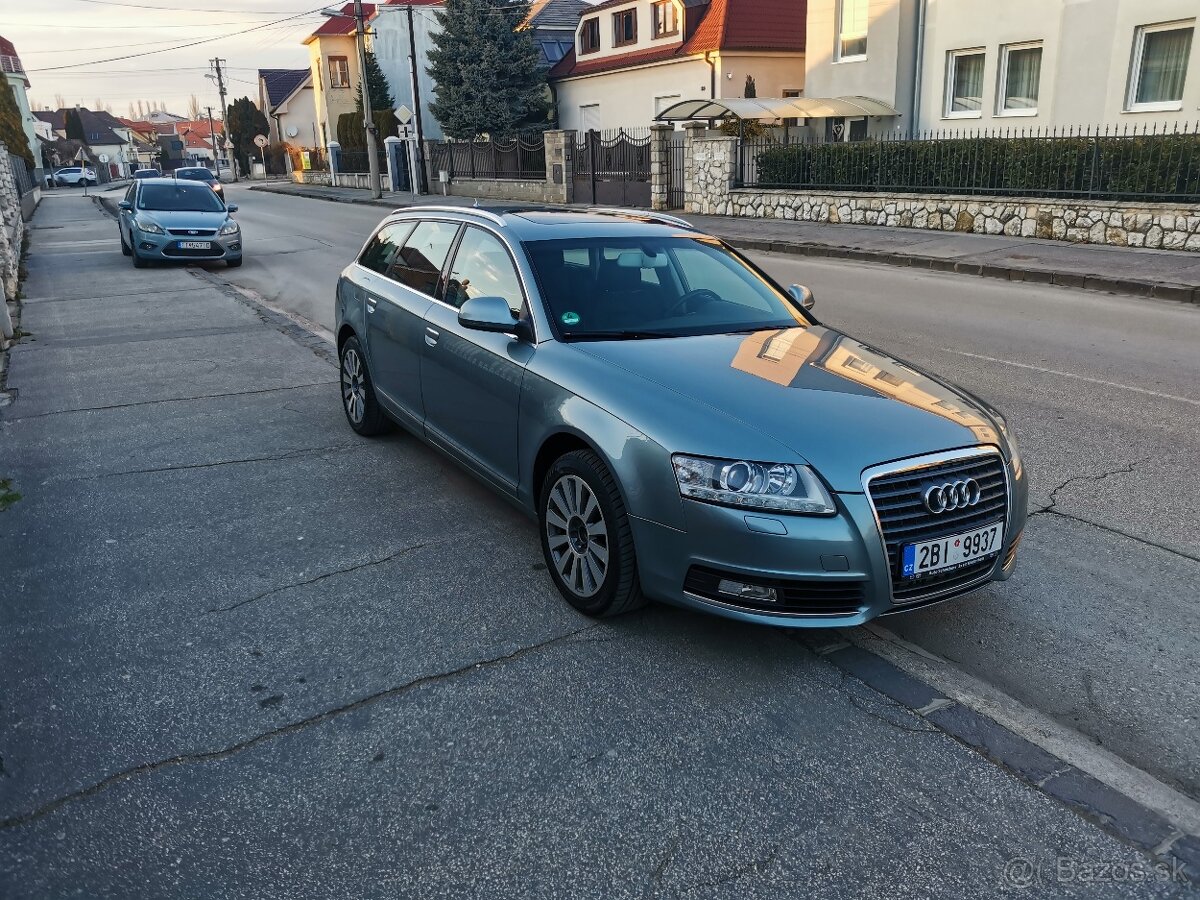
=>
[338,149,388,175]
[426,132,546,182]
[738,123,1200,202]
[9,153,33,195]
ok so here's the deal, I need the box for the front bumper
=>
[131,229,241,261]
[632,449,1027,629]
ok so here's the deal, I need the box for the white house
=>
[805,0,1200,138]
[372,0,446,141]
[548,0,807,131]
[258,68,321,148]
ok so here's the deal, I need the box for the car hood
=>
[137,209,228,228]
[572,325,1002,493]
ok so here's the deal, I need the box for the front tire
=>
[131,245,148,268]
[539,449,645,617]
[120,230,131,256]
[226,257,243,268]
[339,335,391,436]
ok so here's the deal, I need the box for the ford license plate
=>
[901,521,1004,578]
[178,240,212,250]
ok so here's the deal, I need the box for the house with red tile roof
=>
[303,2,379,148]
[548,0,806,130]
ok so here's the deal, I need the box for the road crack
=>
[207,535,469,613]
[45,445,360,485]
[0,624,599,830]
[1028,457,1150,518]
[684,845,779,892]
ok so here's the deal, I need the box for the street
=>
[221,184,1200,798]
[1,188,1198,898]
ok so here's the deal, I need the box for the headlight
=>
[996,417,1023,479]
[135,219,164,234]
[672,454,836,514]
[218,220,239,235]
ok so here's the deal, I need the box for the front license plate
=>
[178,241,212,250]
[901,521,1004,578]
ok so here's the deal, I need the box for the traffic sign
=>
[397,124,415,140]
[253,134,269,148]
[74,147,89,162]
[98,153,109,163]
[394,105,412,125]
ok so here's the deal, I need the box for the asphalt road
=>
[7,192,1198,898]
[219,184,1200,800]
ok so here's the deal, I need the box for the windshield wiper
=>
[566,330,677,341]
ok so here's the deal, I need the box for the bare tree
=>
[54,93,65,108]
[94,98,103,111]
[187,94,201,119]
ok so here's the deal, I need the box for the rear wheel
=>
[539,449,645,617]
[339,335,391,436]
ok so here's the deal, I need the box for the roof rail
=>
[584,207,696,229]
[388,204,508,226]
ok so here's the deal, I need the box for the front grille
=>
[167,228,216,236]
[684,566,867,617]
[867,452,1008,603]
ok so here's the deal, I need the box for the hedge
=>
[750,133,1200,201]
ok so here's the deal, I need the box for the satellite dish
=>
[285,125,299,138]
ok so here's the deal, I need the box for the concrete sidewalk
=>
[252,181,1200,303]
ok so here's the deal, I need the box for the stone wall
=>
[436,177,560,204]
[681,132,1200,252]
[0,147,24,303]
[292,170,333,186]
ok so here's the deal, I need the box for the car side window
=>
[443,227,523,312]
[358,222,413,275]
[391,221,460,297]
[124,184,136,205]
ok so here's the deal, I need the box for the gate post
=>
[327,141,341,187]
[650,124,674,211]
[682,122,705,213]
[543,130,575,204]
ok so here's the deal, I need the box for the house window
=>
[328,56,350,89]
[1127,20,1194,111]
[945,49,985,117]
[998,42,1042,115]
[579,103,601,132]
[580,17,601,54]
[654,94,681,117]
[782,87,803,127]
[613,9,637,48]
[652,1,678,38]
[836,0,868,61]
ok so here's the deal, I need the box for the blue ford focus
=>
[116,177,242,268]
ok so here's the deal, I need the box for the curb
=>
[249,185,1200,304]
[795,632,1197,884]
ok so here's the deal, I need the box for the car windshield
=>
[525,236,809,339]
[138,183,224,212]
[176,169,213,181]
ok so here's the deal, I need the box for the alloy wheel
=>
[341,347,366,425]
[544,474,609,598]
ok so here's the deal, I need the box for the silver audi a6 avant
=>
[335,206,1028,627]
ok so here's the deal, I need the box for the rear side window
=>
[392,221,459,297]
[358,222,414,275]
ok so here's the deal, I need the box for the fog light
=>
[717,579,778,603]
[140,241,155,250]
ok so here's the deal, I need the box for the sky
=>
[2,0,329,119]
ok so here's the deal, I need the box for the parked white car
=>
[53,167,97,186]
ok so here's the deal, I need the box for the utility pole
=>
[205,105,218,173]
[209,57,237,183]
[404,3,427,194]
[354,0,382,199]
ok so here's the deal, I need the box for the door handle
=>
[425,326,439,347]
[366,295,378,313]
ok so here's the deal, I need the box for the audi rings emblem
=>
[922,479,981,514]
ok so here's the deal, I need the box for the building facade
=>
[304,3,375,149]
[805,0,1199,137]
[1,36,39,170]
[258,69,321,148]
[549,0,807,130]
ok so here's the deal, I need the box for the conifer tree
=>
[427,0,548,138]
[356,51,395,115]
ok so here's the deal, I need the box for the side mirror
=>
[789,283,815,311]
[118,200,132,210]
[459,295,521,335]
[225,203,239,213]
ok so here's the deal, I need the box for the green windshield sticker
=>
[561,311,580,326]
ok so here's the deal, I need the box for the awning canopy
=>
[654,96,901,122]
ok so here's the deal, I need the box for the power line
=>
[0,18,297,29]
[26,6,327,72]
[68,0,312,12]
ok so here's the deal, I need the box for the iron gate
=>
[667,133,685,209]
[573,128,651,207]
